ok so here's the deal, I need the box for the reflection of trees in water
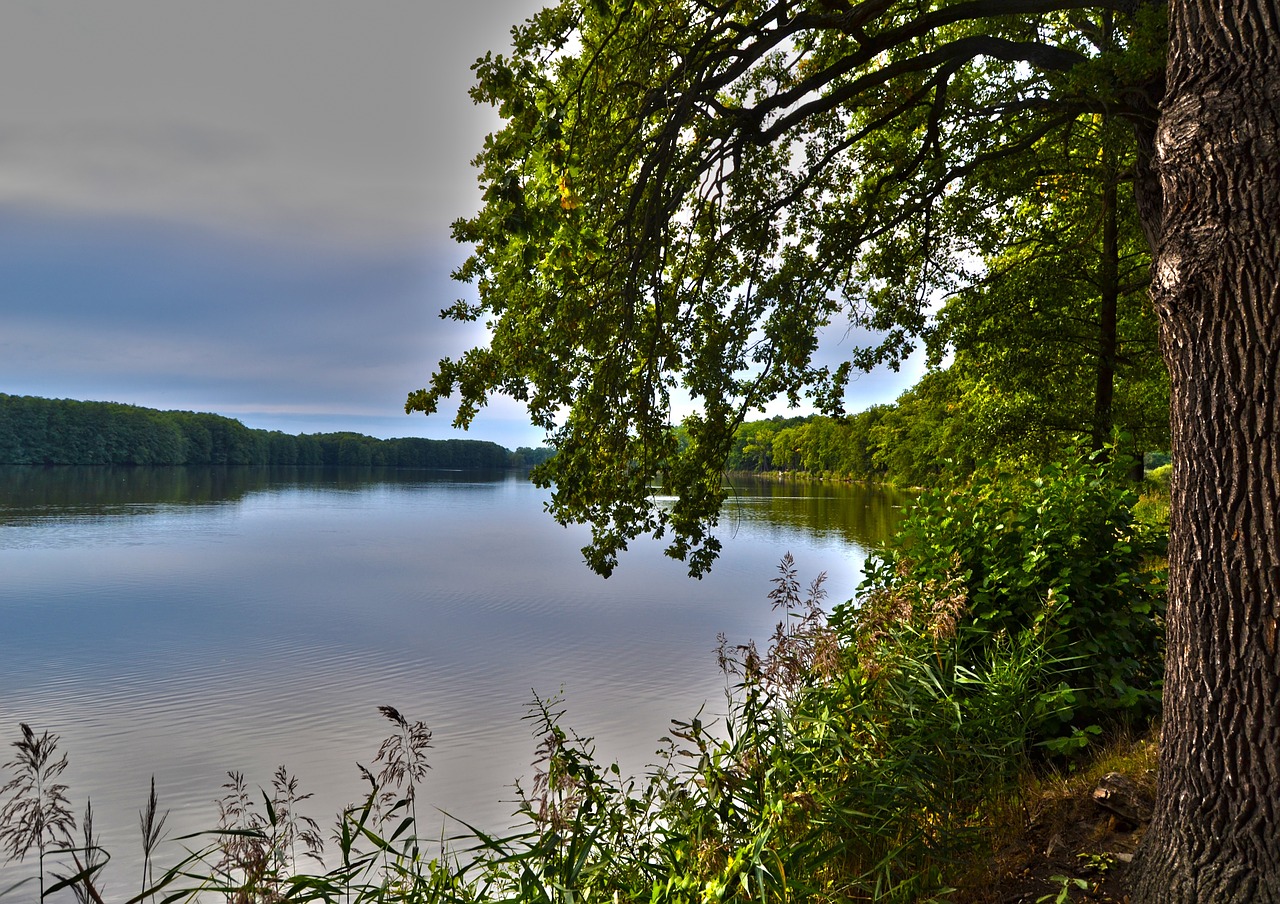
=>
[1,468,908,552]
[0,466,513,521]
[720,476,910,552]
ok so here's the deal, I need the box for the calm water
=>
[0,466,905,897]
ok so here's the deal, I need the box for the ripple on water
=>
[0,470,890,901]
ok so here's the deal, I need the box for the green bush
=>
[839,448,1166,750]
[1143,463,1172,490]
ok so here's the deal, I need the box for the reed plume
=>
[138,775,169,901]
[373,706,432,826]
[0,723,76,898]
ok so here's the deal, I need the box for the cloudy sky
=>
[0,2,922,450]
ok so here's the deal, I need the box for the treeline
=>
[0,394,546,469]
[726,361,1170,487]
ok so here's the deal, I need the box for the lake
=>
[0,466,906,898]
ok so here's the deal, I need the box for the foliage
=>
[724,411,892,482]
[1143,451,1170,471]
[1143,463,1171,491]
[721,347,1162,493]
[0,393,527,469]
[511,445,559,468]
[408,0,1166,575]
[931,105,1169,462]
[1039,874,1091,903]
[840,447,1166,747]
[864,369,982,486]
[1132,462,1172,532]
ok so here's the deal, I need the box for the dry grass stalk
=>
[718,552,839,696]
[139,774,169,901]
[0,723,77,898]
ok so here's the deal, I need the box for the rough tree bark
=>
[1132,0,1280,899]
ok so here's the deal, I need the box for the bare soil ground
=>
[955,732,1158,903]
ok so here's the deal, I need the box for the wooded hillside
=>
[0,394,520,469]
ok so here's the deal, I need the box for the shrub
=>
[1143,463,1172,490]
[838,448,1166,750]
[1133,462,1173,531]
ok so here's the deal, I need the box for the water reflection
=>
[0,467,908,549]
[0,465,508,519]
[721,476,910,552]
[0,467,906,901]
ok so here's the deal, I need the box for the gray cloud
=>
[0,1,918,448]
[0,1,540,247]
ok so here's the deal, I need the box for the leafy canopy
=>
[408,0,1166,575]
[932,105,1167,458]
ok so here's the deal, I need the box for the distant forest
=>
[0,394,553,469]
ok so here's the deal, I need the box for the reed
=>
[138,777,168,903]
[0,723,76,899]
[55,799,107,904]
[372,705,432,832]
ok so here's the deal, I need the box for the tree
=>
[1127,2,1280,898]
[410,0,1164,576]
[409,2,1279,897]
[935,107,1169,461]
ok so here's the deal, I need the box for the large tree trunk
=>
[1131,0,1280,900]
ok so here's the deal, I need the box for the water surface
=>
[0,467,905,897]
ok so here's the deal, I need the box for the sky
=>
[0,2,924,451]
